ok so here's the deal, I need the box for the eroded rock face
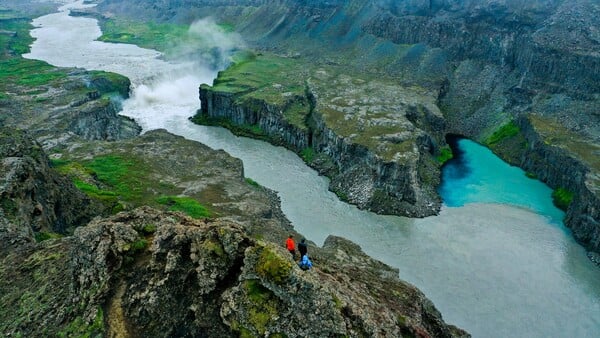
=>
[198,60,445,217]
[0,69,140,150]
[0,128,98,241]
[1,207,468,337]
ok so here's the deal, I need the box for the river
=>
[24,1,600,337]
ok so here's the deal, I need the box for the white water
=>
[24,2,600,337]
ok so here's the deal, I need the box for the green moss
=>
[0,197,16,217]
[334,190,349,202]
[245,280,272,304]
[156,195,211,219]
[525,172,538,179]
[88,70,130,97]
[486,121,520,146]
[201,239,225,257]
[142,224,157,234]
[436,146,453,164]
[256,247,292,284]
[300,147,315,163]
[58,307,104,338]
[34,232,63,242]
[552,187,574,211]
[240,280,280,336]
[130,239,148,252]
[245,177,261,188]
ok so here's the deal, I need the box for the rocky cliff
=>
[484,113,600,257]
[197,53,445,217]
[0,128,99,242]
[0,132,467,337]
[0,206,467,337]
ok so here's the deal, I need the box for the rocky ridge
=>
[197,53,446,217]
[1,206,468,337]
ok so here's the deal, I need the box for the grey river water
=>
[24,1,600,337]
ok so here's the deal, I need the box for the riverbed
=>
[24,1,600,337]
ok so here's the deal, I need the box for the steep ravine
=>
[198,80,443,218]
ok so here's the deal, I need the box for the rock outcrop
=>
[197,54,445,217]
[0,128,98,242]
[0,207,468,337]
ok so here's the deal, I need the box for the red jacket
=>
[286,238,295,251]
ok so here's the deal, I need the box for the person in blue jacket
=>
[298,253,313,271]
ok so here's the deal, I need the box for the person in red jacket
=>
[286,235,296,259]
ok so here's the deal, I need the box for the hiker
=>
[285,235,296,259]
[298,253,313,271]
[298,238,308,259]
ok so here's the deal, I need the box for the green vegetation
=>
[525,172,538,179]
[97,17,237,58]
[142,224,157,234]
[436,146,453,164]
[0,58,67,87]
[156,196,211,219]
[552,187,574,211]
[129,239,148,252]
[300,147,316,163]
[255,246,292,284]
[57,307,104,338]
[486,121,520,146]
[201,239,225,257]
[98,18,188,53]
[34,231,63,242]
[0,17,68,89]
[245,177,261,188]
[52,155,149,212]
[242,279,278,336]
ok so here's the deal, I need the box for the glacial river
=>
[25,1,600,337]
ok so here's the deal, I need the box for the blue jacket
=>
[298,254,313,270]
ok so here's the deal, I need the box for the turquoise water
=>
[440,137,566,226]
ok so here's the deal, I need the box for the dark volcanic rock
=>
[0,128,99,242]
[0,207,468,337]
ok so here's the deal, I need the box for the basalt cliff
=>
[96,0,600,255]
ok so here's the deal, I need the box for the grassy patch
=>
[300,147,315,163]
[129,239,148,252]
[256,246,292,284]
[552,187,574,211]
[245,177,261,188]
[0,57,67,87]
[242,279,278,336]
[52,155,150,211]
[156,196,211,219]
[142,224,157,234]
[34,231,63,242]
[436,146,453,164]
[57,306,104,338]
[486,121,520,145]
[97,18,188,53]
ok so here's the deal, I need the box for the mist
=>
[122,16,245,131]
